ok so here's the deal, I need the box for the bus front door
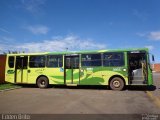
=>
[15,56,28,83]
[64,55,80,85]
[128,52,148,85]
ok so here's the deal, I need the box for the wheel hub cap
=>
[113,80,120,88]
[41,80,45,85]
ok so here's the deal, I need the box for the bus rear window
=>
[47,55,63,67]
[103,52,124,67]
[8,56,14,68]
[29,56,45,68]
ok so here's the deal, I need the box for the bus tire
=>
[37,76,49,88]
[109,77,124,91]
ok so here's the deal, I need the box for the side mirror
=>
[152,55,155,62]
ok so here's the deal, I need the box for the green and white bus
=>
[5,48,153,90]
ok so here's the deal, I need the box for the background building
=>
[0,55,6,84]
[152,63,160,72]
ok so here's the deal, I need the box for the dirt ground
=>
[0,73,159,115]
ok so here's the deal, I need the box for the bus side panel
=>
[79,67,128,85]
[79,52,128,86]
[101,67,128,85]
[124,52,129,85]
[73,69,80,84]
[27,68,44,84]
[5,56,15,83]
[80,67,104,85]
[45,68,64,84]
[147,54,153,85]
[148,69,153,85]
[27,68,64,84]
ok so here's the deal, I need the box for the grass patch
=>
[0,83,21,90]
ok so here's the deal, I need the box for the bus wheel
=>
[37,76,49,88]
[109,77,124,91]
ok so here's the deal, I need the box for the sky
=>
[0,0,160,62]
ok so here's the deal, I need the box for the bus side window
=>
[47,55,63,68]
[103,52,124,67]
[8,56,14,68]
[29,56,45,68]
[82,54,102,66]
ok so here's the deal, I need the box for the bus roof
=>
[6,48,149,56]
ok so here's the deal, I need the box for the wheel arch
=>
[36,75,49,84]
[108,75,126,86]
